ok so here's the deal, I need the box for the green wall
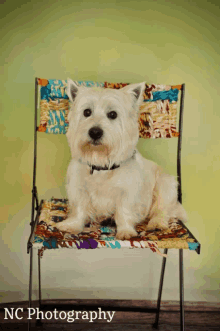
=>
[1,0,219,303]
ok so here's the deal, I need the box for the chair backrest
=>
[31,78,185,225]
[36,78,184,140]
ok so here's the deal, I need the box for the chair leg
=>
[36,251,43,326]
[179,249,185,331]
[153,248,168,329]
[38,252,42,308]
[28,247,33,331]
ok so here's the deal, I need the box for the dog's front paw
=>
[147,218,169,231]
[55,218,84,234]
[116,227,138,240]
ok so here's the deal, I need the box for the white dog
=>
[55,79,187,240]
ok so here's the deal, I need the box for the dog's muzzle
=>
[88,126,103,141]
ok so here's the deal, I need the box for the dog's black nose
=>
[88,127,103,140]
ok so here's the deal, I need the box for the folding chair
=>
[27,78,200,330]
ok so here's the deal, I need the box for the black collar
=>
[88,150,136,175]
[89,163,120,175]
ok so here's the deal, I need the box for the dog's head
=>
[66,79,145,167]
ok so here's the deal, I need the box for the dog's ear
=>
[122,82,146,107]
[66,78,79,103]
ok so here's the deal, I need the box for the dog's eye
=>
[107,111,117,120]
[84,109,92,117]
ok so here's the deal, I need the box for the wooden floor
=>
[0,299,220,330]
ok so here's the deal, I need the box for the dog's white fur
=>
[55,79,187,239]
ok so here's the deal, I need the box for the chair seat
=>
[32,198,200,257]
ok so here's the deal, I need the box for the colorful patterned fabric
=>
[37,79,104,134]
[37,78,182,138]
[106,82,181,139]
[31,199,200,258]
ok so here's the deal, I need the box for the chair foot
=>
[152,322,159,329]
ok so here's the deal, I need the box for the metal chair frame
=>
[27,77,200,331]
